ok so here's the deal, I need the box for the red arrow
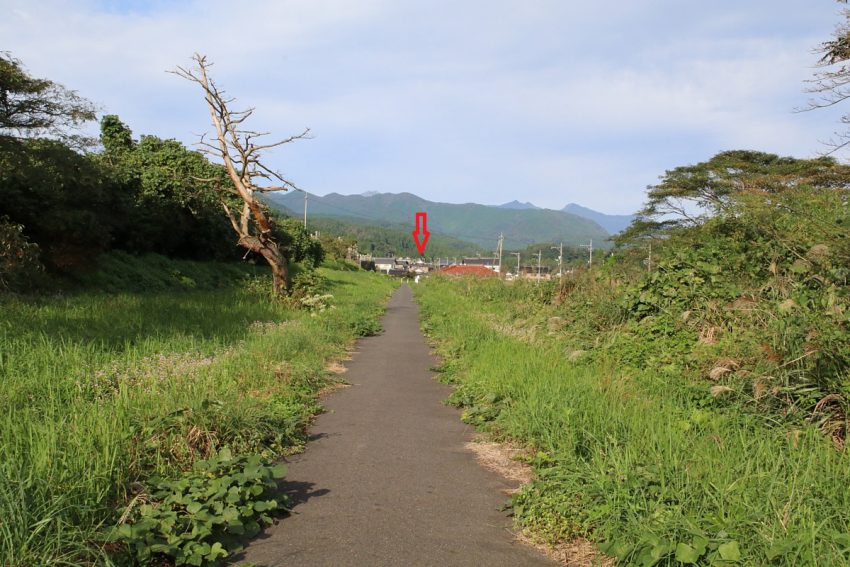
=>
[412,212,430,255]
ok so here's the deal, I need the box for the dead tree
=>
[172,53,309,295]
[802,2,850,155]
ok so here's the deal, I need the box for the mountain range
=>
[497,200,635,234]
[268,191,627,251]
[560,203,635,234]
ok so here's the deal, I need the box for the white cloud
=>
[1,0,844,215]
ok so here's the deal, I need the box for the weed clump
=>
[111,449,286,566]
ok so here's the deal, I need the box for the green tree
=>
[277,218,324,268]
[0,138,122,270]
[317,232,355,261]
[618,150,850,243]
[99,114,135,156]
[0,52,96,148]
[97,116,237,260]
[0,215,43,290]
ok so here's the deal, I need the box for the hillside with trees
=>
[268,190,611,249]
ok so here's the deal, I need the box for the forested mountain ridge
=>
[268,190,610,249]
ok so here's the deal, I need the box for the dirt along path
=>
[233,285,554,566]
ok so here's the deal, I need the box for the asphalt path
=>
[233,285,554,566]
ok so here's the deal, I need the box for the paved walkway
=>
[233,285,553,566]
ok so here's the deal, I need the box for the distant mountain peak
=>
[361,190,381,197]
[498,200,539,210]
[561,203,635,235]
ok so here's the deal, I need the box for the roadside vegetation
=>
[0,53,399,565]
[414,151,850,566]
[0,254,395,565]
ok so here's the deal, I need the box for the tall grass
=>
[0,261,396,565]
[415,277,850,566]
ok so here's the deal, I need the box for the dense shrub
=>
[0,216,44,291]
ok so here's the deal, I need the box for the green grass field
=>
[0,258,396,565]
[414,276,850,566]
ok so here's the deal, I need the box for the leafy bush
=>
[285,270,335,311]
[290,269,328,297]
[276,218,324,268]
[0,216,44,291]
[112,449,287,566]
[348,312,383,336]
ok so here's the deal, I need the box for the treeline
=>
[0,53,320,292]
[303,216,486,259]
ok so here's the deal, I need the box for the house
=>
[371,256,410,275]
[441,265,498,277]
[517,265,551,281]
[409,260,431,274]
[372,257,397,273]
[462,257,500,272]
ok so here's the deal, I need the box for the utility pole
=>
[551,242,563,277]
[579,239,593,268]
[497,233,504,275]
[536,250,542,283]
[295,189,308,229]
[511,252,520,278]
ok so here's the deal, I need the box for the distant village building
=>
[517,265,551,281]
[367,255,412,275]
[461,257,500,273]
[371,257,395,273]
[441,265,498,277]
[409,260,431,274]
[360,254,495,278]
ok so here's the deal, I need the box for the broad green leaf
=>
[675,542,700,564]
[718,541,741,561]
[691,535,709,555]
[207,541,227,560]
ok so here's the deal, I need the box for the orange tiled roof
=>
[440,265,497,277]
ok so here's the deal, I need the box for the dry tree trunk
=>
[172,53,309,295]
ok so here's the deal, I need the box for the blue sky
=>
[2,1,845,214]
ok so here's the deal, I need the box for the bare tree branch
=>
[172,53,309,295]
[801,5,850,154]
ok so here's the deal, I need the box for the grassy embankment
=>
[414,276,850,566]
[0,253,397,565]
